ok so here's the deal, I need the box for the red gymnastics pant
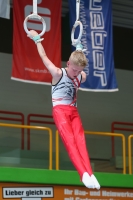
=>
[52,105,93,179]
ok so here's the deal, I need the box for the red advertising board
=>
[12,0,61,84]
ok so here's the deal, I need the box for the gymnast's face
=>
[66,61,83,79]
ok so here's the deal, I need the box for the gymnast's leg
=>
[53,105,95,188]
[71,107,100,189]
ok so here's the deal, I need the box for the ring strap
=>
[76,0,80,21]
[33,0,37,14]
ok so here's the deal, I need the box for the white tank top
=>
[52,68,82,107]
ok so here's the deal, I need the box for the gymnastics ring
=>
[23,13,46,37]
[71,20,83,46]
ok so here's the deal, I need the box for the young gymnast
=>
[27,30,100,189]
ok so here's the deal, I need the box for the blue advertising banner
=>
[68,0,118,92]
